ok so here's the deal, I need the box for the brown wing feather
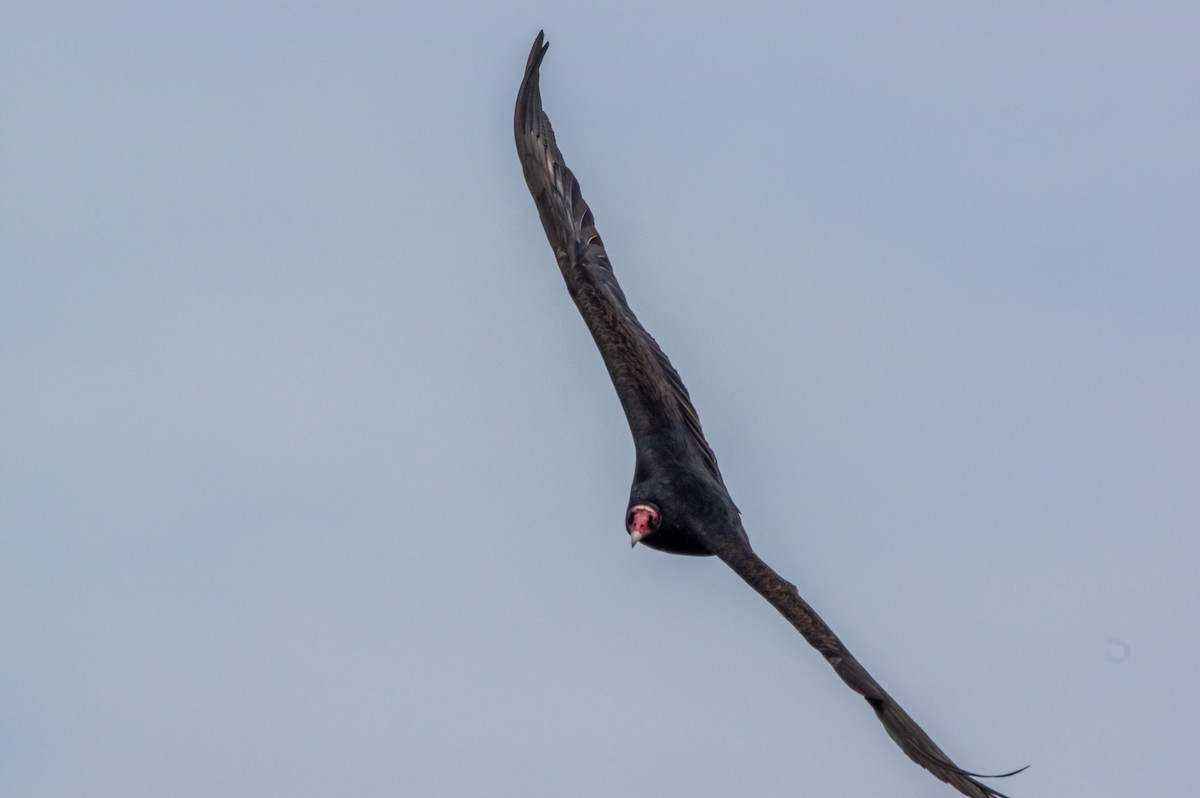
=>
[514,32,722,482]
[710,534,1021,798]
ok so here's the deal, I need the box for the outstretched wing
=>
[710,534,1023,798]
[514,32,722,482]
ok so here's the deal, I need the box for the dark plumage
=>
[515,31,1022,798]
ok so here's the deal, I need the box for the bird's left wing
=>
[514,31,723,482]
[709,535,1022,798]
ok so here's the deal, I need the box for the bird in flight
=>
[514,31,1022,798]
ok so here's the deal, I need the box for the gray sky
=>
[3,4,1198,797]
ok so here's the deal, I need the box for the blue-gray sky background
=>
[3,4,1198,797]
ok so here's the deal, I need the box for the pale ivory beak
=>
[630,530,644,548]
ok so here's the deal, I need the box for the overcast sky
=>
[3,4,1199,797]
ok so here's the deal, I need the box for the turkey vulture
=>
[514,31,1022,798]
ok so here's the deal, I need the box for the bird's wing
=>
[514,32,722,482]
[710,535,1022,798]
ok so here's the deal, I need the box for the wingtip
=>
[526,30,549,75]
[905,739,1030,782]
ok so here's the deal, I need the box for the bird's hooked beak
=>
[630,530,644,548]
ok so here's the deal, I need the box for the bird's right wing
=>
[514,32,722,482]
[711,536,1022,798]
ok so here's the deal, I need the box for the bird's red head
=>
[626,503,661,547]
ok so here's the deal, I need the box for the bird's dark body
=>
[514,30,1020,798]
[629,427,742,556]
